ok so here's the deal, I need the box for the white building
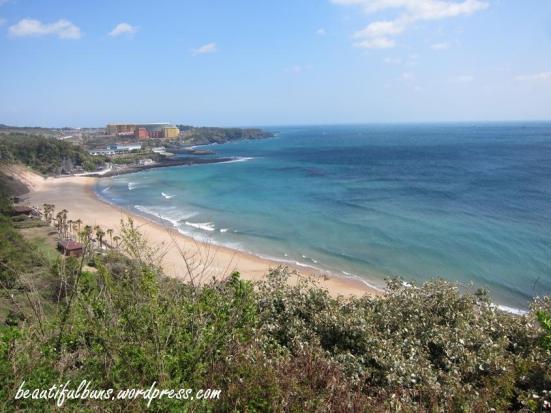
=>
[88,143,142,156]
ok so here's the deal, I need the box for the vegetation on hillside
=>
[177,125,274,145]
[0,190,549,411]
[0,134,105,174]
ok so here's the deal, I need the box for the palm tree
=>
[106,229,114,247]
[43,203,55,224]
[95,228,105,250]
[82,225,93,243]
[75,218,82,233]
[113,235,121,250]
[55,211,65,237]
[57,210,68,238]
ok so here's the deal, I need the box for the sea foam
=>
[496,304,528,316]
[134,205,196,228]
[219,157,254,164]
[185,221,216,232]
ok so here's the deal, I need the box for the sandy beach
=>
[6,164,380,298]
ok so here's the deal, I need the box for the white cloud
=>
[316,28,327,35]
[406,53,420,66]
[109,22,138,37]
[431,42,450,50]
[332,0,488,18]
[450,74,474,83]
[8,18,81,39]
[355,36,395,48]
[354,19,405,38]
[352,19,405,48]
[332,0,488,49]
[516,72,551,81]
[285,64,312,74]
[383,54,419,65]
[192,42,217,55]
[400,71,415,81]
[395,71,423,91]
[384,57,402,64]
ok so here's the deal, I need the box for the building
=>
[57,240,84,257]
[112,144,142,152]
[162,126,180,139]
[106,124,136,135]
[89,148,116,156]
[135,127,149,140]
[106,123,179,139]
[89,143,142,156]
[10,205,34,217]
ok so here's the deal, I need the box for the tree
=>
[95,227,105,250]
[0,133,106,175]
[106,228,114,248]
[81,225,92,244]
[75,218,82,233]
[42,203,55,224]
[113,235,121,249]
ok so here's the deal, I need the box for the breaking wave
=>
[134,205,196,228]
[185,221,216,232]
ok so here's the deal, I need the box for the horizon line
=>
[3,119,551,130]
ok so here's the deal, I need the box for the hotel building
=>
[106,123,180,139]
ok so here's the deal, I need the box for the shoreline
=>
[13,165,381,298]
[95,186,387,294]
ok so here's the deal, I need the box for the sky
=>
[0,0,551,127]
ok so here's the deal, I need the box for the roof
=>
[13,205,33,213]
[58,240,84,250]
[107,123,171,126]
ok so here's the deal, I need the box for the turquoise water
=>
[96,123,551,310]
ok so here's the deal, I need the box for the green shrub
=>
[0,215,549,412]
[536,310,551,351]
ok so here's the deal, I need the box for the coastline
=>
[13,165,381,298]
[96,156,236,178]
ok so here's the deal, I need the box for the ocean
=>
[96,123,551,310]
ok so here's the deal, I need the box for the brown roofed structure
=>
[11,205,33,216]
[57,240,84,257]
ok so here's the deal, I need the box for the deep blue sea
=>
[96,123,551,310]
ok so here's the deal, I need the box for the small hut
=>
[11,205,33,217]
[57,240,84,257]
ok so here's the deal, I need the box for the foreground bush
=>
[0,218,549,412]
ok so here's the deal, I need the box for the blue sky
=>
[0,0,550,127]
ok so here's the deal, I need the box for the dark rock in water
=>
[166,147,215,155]
[99,157,233,177]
